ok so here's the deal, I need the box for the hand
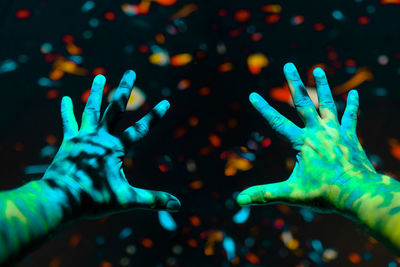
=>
[43,70,181,218]
[237,63,377,211]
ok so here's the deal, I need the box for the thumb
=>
[126,186,181,212]
[237,181,293,206]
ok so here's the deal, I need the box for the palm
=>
[237,63,376,210]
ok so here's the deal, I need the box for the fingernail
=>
[313,67,325,77]
[249,92,260,105]
[237,194,252,205]
[166,199,181,211]
[94,74,106,86]
[158,100,170,110]
[284,62,296,73]
[123,70,136,84]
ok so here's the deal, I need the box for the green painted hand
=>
[43,71,181,217]
[237,63,377,211]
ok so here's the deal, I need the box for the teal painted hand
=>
[237,63,377,211]
[43,71,180,218]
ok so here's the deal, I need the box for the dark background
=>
[1,0,400,266]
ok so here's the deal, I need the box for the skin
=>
[237,62,400,255]
[0,70,181,265]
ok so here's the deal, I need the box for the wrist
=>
[325,170,392,214]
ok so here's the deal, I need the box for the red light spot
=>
[234,9,251,22]
[245,252,260,264]
[81,89,91,103]
[265,14,280,24]
[358,16,370,25]
[313,22,325,31]
[93,67,106,76]
[62,35,75,44]
[251,32,263,42]
[46,89,59,99]
[217,9,228,17]
[273,218,285,229]
[138,45,149,53]
[345,59,357,67]
[104,11,116,21]
[141,238,154,248]
[15,9,31,19]
[209,134,222,147]
[261,138,271,148]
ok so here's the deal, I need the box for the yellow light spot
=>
[5,200,27,224]
[247,53,269,75]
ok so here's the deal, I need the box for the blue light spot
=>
[81,1,95,13]
[222,236,236,261]
[158,211,177,231]
[119,227,132,240]
[233,206,250,224]
[332,10,344,21]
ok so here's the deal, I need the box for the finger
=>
[101,70,136,132]
[284,62,319,126]
[61,96,78,139]
[81,74,106,131]
[313,67,338,123]
[250,92,303,149]
[128,187,181,212]
[237,181,293,206]
[341,90,359,133]
[120,100,170,146]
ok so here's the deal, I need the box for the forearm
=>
[0,178,79,264]
[327,172,400,254]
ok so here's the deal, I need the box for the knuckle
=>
[295,97,312,108]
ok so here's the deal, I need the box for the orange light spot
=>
[170,53,192,66]
[177,79,191,90]
[190,216,201,227]
[189,180,203,189]
[49,68,64,81]
[142,238,154,248]
[189,116,199,127]
[15,9,31,19]
[49,257,61,267]
[46,135,57,145]
[66,43,82,55]
[100,261,113,267]
[348,252,362,264]
[46,89,59,99]
[245,252,260,264]
[234,9,251,22]
[15,142,24,151]
[155,33,165,44]
[154,0,177,6]
[69,234,81,248]
[261,4,282,13]
[104,11,116,21]
[247,53,269,74]
[270,85,291,103]
[218,62,233,72]
[188,238,198,247]
[173,126,188,139]
[209,134,221,147]
[380,0,400,4]
[198,87,211,96]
